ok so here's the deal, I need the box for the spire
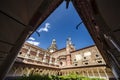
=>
[67,37,72,45]
[52,39,56,44]
[66,37,75,52]
[48,39,58,53]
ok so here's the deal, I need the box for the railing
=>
[17,54,59,67]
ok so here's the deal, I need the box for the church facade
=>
[7,38,114,79]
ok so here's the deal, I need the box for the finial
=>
[52,39,56,44]
[52,39,56,42]
[67,37,72,45]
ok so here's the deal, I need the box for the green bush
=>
[16,73,105,80]
[16,74,52,80]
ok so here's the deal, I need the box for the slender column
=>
[52,70,54,75]
[54,70,56,75]
[41,69,44,75]
[69,70,70,75]
[66,70,68,75]
[49,56,52,64]
[35,50,39,60]
[45,69,47,75]
[39,69,43,75]
[43,69,46,75]
[25,47,31,58]
[61,71,63,75]
[53,70,56,75]
[62,72,64,75]
[78,70,81,75]
[26,68,31,76]
[54,58,57,65]
[56,70,58,75]
[43,53,46,63]
[65,71,67,75]
[87,70,89,77]
[64,71,66,76]
[20,68,24,76]
[13,68,18,76]
[44,69,47,75]
[78,70,80,75]
[82,70,85,77]
[51,70,54,75]
[91,69,95,78]
[97,68,101,78]
[47,69,49,75]
[103,68,109,80]
[48,70,50,75]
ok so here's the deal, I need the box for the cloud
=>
[26,40,40,46]
[29,37,35,41]
[38,23,50,32]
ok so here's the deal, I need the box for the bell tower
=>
[48,39,58,53]
[66,37,75,66]
[66,37,75,54]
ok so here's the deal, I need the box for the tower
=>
[48,39,58,53]
[66,37,75,53]
[66,37,75,66]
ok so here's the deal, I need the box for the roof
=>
[71,45,95,53]
[52,48,66,54]
[25,42,48,52]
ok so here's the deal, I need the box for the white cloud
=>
[26,40,40,46]
[38,23,50,32]
[29,37,35,41]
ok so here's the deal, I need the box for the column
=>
[25,47,31,58]
[87,70,90,77]
[38,69,43,75]
[43,53,46,63]
[82,70,85,77]
[26,68,31,76]
[54,58,57,65]
[35,50,39,60]
[49,56,52,64]
[20,68,24,76]
[97,68,101,78]
[13,67,18,76]
[78,70,81,75]
[42,69,46,75]
[103,68,109,80]
[91,69,95,78]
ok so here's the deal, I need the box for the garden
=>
[16,73,105,80]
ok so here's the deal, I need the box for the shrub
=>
[16,73,105,80]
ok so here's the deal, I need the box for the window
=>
[74,59,76,61]
[60,62,63,66]
[84,51,91,57]
[84,57,86,59]
[19,52,22,55]
[75,64,78,66]
[85,62,88,65]
[97,60,102,63]
[28,54,30,56]
[75,54,82,61]
[96,54,99,57]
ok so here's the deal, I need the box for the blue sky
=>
[26,1,94,50]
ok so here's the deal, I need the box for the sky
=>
[26,1,94,50]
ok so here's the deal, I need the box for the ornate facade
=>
[7,38,114,79]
